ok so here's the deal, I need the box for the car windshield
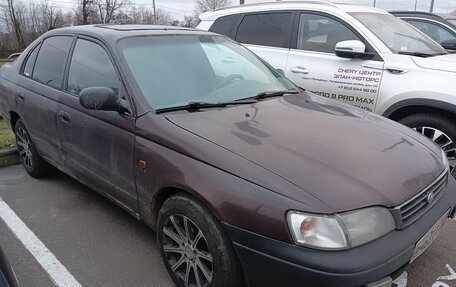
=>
[350,12,447,55]
[118,35,296,111]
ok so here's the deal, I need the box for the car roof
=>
[390,11,445,18]
[199,1,388,21]
[435,13,456,20]
[390,11,456,28]
[44,24,216,43]
[390,11,456,20]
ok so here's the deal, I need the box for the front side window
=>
[119,35,296,110]
[297,13,360,53]
[33,36,73,89]
[351,12,447,56]
[407,20,455,44]
[23,43,41,77]
[236,13,292,48]
[67,39,120,96]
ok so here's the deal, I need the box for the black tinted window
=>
[23,43,41,77]
[236,13,292,48]
[209,15,240,36]
[67,39,119,96]
[33,36,72,89]
[297,13,359,53]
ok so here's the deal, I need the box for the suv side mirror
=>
[441,39,456,51]
[79,87,120,111]
[335,40,375,60]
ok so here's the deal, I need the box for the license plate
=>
[410,210,450,263]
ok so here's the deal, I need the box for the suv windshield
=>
[119,35,296,111]
[351,12,447,55]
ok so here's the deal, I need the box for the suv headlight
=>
[442,149,450,171]
[287,207,396,250]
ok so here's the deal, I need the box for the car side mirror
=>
[79,87,120,111]
[335,40,375,60]
[441,39,456,51]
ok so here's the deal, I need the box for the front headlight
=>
[287,207,396,250]
[442,149,450,171]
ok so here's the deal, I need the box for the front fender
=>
[378,91,456,117]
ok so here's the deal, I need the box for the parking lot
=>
[0,164,454,287]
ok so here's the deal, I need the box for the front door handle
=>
[290,66,310,75]
[58,110,71,124]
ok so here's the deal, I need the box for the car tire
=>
[14,119,54,178]
[157,193,242,287]
[399,113,456,176]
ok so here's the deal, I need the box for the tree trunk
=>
[82,0,88,24]
[8,0,26,49]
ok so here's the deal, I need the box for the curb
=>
[0,148,19,168]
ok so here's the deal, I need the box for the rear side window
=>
[33,36,73,89]
[235,13,292,48]
[23,43,41,77]
[297,13,360,53]
[67,39,120,96]
[209,15,240,36]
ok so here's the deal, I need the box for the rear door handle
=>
[290,66,310,75]
[16,94,24,101]
[58,110,71,124]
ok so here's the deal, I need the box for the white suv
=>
[197,1,456,176]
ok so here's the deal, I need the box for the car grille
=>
[391,170,449,229]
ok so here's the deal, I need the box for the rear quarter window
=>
[235,12,292,48]
[209,14,240,37]
[23,43,41,77]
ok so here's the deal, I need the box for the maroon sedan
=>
[0,25,455,287]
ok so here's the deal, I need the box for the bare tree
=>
[3,0,26,49]
[194,0,230,16]
[95,0,131,24]
[74,0,98,25]
[154,8,173,25]
[182,15,197,28]
[124,6,173,25]
[38,2,67,31]
[0,0,71,55]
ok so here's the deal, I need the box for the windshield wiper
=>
[255,89,300,100]
[155,99,257,114]
[239,89,299,101]
[398,51,446,57]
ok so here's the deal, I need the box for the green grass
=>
[0,117,16,150]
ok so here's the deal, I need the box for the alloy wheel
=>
[413,126,455,175]
[162,214,214,287]
[16,126,33,170]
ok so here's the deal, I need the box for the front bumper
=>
[224,176,456,287]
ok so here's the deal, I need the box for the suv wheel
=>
[157,194,242,287]
[399,113,456,176]
[15,119,54,178]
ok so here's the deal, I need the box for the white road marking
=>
[0,197,81,287]
[393,271,408,287]
[437,264,456,281]
[432,281,450,287]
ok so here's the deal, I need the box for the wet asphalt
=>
[0,164,455,287]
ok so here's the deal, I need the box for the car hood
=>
[165,93,445,212]
[412,53,456,73]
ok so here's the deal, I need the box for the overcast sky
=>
[48,0,456,20]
